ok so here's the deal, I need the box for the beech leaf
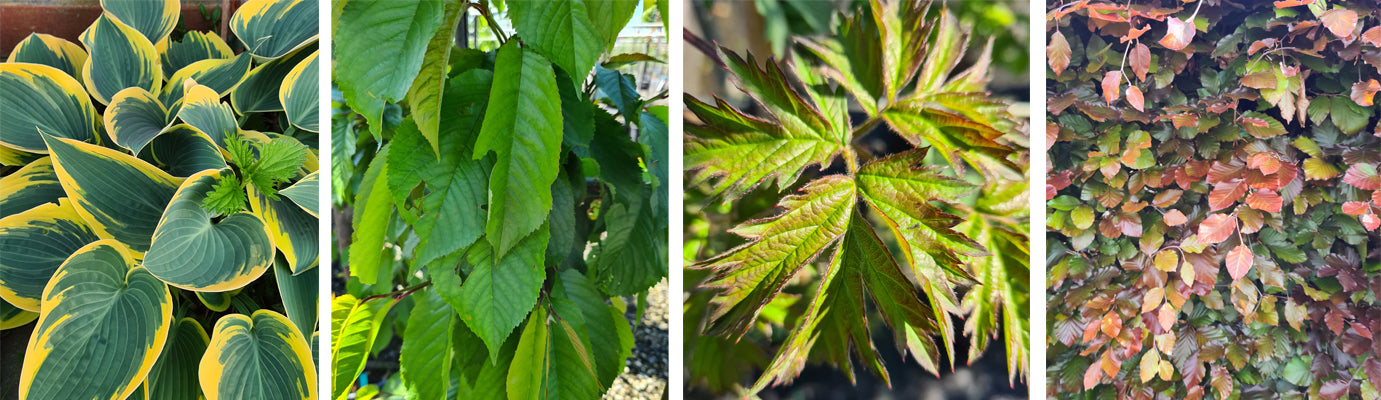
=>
[1102,71,1122,104]
[1126,86,1145,112]
[1159,17,1195,51]
[1163,209,1187,226]
[1198,214,1237,244]
[1351,79,1380,106]
[1049,31,1071,76]
[1129,43,1150,82]
[1321,9,1358,38]
[1225,245,1254,281]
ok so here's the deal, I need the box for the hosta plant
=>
[0,0,320,399]
[330,0,667,399]
[1047,0,1381,398]
[684,0,1030,394]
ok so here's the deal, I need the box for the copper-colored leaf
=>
[1103,71,1123,104]
[1274,0,1314,8]
[1364,26,1381,46]
[1240,71,1276,89]
[1198,214,1237,244]
[1352,79,1380,106]
[1101,312,1122,337]
[1124,25,1151,43]
[1247,39,1277,56]
[1225,245,1254,281]
[1049,30,1071,76]
[1344,164,1381,190]
[1164,209,1188,226]
[1130,43,1151,81]
[1157,305,1176,331]
[1126,86,1145,112]
[1343,201,1370,216]
[1248,153,1281,175]
[1245,189,1283,212]
[1083,359,1103,390]
[1208,180,1247,211]
[1321,9,1359,38]
[1159,17,1195,51]
[1142,287,1165,314]
[1363,213,1381,231]
[1373,190,1381,207]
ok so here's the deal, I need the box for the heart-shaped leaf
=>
[0,63,100,153]
[280,50,319,132]
[155,30,234,77]
[79,14,162,105]
[43,135,181,254]
[0,200,101,311]
[230,0,319,61]
[6,33,87,84]
[200,310,316,400]
[143,169,274,292]
[105,86,173,154]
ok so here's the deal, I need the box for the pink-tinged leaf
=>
[1126,86,1145,111]
[1103,71,1122,104]
[1274,0,1314,7]
[1225,245,1254,281]
[1164,209,1187,226]
[1363,213,1381,231]
[1321,9,1359,38]
[1351,322,1373,339]
[1320,379,1349,400]
[1159,17,1195,51]
[1366,359,1381,392]
[1344,164,1381,190]
[1208,180,1247,211]
[1352,79,1380,106]
[1130,43,1151,81]
[1374,190,1381,207]
[1084,361,1103,390]
[1049,30,1071,76]
[1326,309,1345,335]
[1198,214,1238,244]
[1248,153,1281,175]
[1343,201,1370,216]
[1364,26,1381,46]
[1245,189,1283,213]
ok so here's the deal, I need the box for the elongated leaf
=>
[0,156,64,219]
[0,63,100,152]
[594,66,641,119]
[508,301,603,400]
[400,291,453,400]
[508,308,549,400]
[279,171,319,218]
[458,224,549,362]
[387,118,489,269]
[80,14,162,105]
[330,295,395,399]
[751,245,843,390]
[281,50,320,132]
[19,240,171,400]
[275,254,318,340]
[147,318,210,400]
[0,298,37,330]
[101,0,178,47]
[7,33,87,84]
[591,190,666,296]
[474,41,563,257]
[585,0,639,51]
[143,124,228,178]
[200,310,316,400]
[960,212,1030,384]
[231,46,315,114]
[106,86,172,154]
[43,135,181,253]
[349,146,392,285]
[560,270,633,387]
[334,0,444,138]
[508,0,604,78]
[230,0,320,61]
[156,31,234,78]
[696,176,856,338]
[143,169,274,291]
[176,81,239,148]
[684,94,842,201]
[249,185,318,274]
[161,53,253,108]
[406,0,466,156]
[0,200,101,311]
[881,98,1017,173]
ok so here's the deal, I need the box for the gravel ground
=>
[603,279,670,400]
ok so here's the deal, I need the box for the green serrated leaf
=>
[508,0,604,78]
[387,116,489,269]
[594,65,641,119]
[405,0,466,157]
[334,0,445,138]
[400,291,454,400]
[458,223,549,363]
[349,145,393,285]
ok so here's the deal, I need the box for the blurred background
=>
[682,1,1030,399]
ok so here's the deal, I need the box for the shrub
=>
[683,0,1030,395]
[1047,1,1381,398]
[328,0,668,398]
[0,0,320,399]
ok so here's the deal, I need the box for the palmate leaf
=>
[960,212,1030,385]
[473,41,564,258]
[695,176,856,338]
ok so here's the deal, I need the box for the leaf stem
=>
[469,1,508,44]
[360,281,433,303]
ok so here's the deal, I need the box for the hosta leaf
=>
[279,171,319,218]
[231,46,314,114]
[100,0,178,47]
[143,169,274,291]
[474,41,563,257]
[19,240,171,400]
[43,135,181,253]
[400,291,453,400]
[684,95,842,201]
[0,156,64,219]
[330,295,395,400]
[274,255,318,338]
[176,82,239,148]
[0,200,101,311]
[333,0,444,138]
[249,185,318,274]
[0,63,100,152]
[508,0,604,78]
[160,53,254,108]
[280,50,320,132]
[386,114,488,270]
[156,31,233,78]
[696,176,855,338]
[143,125,228,178]
[79,14,162,105]
[457,223,549,363]
[106,86,173,154]
[348,146,392,285]
[7,33,87,84]
[404,0,466,156]
[197,290,234,312]
[146,318,210,400]
[0,298,38,330]
[200,310,316,400]
[230,0,319,61]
